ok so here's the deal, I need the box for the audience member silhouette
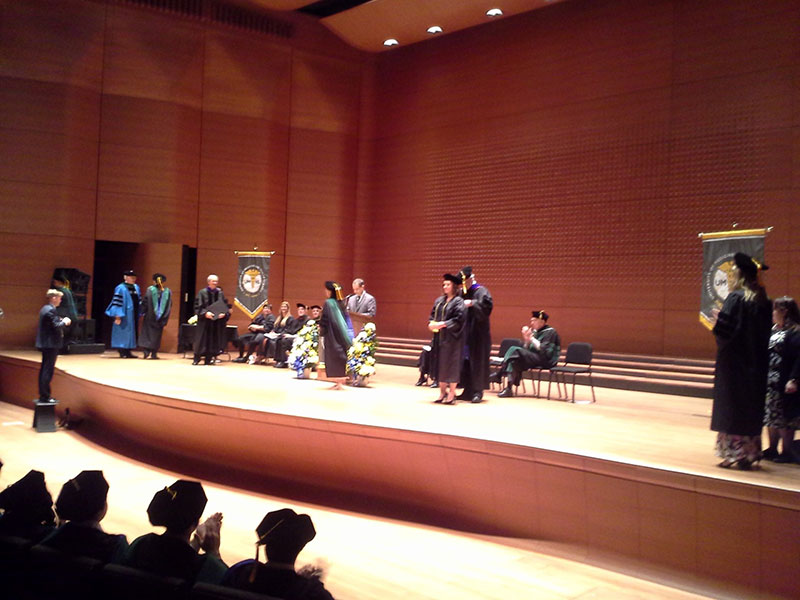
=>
[122,479,227,583]
[41,470,128,562]
[0,469,55,542]
[224,508,334,600]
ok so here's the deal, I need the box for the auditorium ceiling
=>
[242,0,567,52]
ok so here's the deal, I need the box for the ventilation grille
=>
[109,0,294,39]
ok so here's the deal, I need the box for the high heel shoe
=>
[443,393,456,405]
[434,395,445,404]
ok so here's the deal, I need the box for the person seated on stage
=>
[233,304,275,363]
[122,479,227,584]
[0,469,56,542]
[496,310,561,398]
[41,470,128,562]
[309,305,322,321]
[274,304,309,368]
[255,301,295,364]
[223,508,334,600]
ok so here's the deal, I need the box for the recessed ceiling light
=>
[427,26,443,34]
[383,38,399,47]
[486,8,503,17]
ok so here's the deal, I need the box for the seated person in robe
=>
[233,304,275,363]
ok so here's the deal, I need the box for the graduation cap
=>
[309,305,321,310]
[0,470,53,518]
[55,470,109,522]
[123,270,137,277]
[531,310,549,322]
[734,252,769,280]
[459,266,473,279]
[442,273,461,284]
[147,480,207,531]
[256,508,316,556]
[152,273,167,283]
[325,281,344,301]
[296,303,306,309]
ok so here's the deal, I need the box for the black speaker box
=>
[65,343,105,354]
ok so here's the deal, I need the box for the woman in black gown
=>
[428,274,466,405]
[320,281,352,390]
[711,252,772,469]
[763,296,800,462]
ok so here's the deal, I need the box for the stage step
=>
[376,337,714,398]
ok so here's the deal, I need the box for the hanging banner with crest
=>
[698,228,769,330]
[234,251,274,319]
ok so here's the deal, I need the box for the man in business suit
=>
[36,289,72,402]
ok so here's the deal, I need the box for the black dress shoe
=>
[127,351,138,358]
[151,353,159,359]
[275,361,287,368]
[497,386,513,398]
[143,351,150,359]
[762,448,779,460]
[192,360,201,365]
[471,394,484,403]
[773,453,795,464]
[415,375,427,386]
[429,381,438,388]
[232,357,247,363]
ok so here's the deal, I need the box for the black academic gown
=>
[194,287,230,360]
[460,284,493,393]
[435,295,466,384]
[140,286,172,351]
[320,299,351,377]
[225,560,335,600]
[41,522,128,562]
[711,290,772,436]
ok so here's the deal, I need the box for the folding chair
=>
[489,338,525,393]
[547,342,595,403]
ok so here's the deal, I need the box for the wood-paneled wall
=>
[363,0,800,358]
[0,0,363,346]
[1,0,797,359]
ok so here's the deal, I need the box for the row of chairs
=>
[490,339,596,403]
[0,535,278,600]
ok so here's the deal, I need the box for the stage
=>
[1,350,798,599]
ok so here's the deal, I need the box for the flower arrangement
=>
[288,319,319,377]
[346,322,377,385]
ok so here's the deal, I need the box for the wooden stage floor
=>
[1,350,799,599]
[2,350,798,491]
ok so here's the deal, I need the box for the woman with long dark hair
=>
[763,296,800,463]
[321,281,353,390]
[711,252,772,469]
[428,274,466,405]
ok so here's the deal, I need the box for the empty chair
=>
[547,342,596,403]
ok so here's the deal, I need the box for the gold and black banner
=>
[234,251,274,319]
[699,229,768,330]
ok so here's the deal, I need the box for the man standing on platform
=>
[140,273,172,359]
[497,310,561,398]
[193,274,230,365]
[346,278,376,335]
[105,270,140,358]
[52,274,78,348]
[458,266,493,403]
[36,289,71,402]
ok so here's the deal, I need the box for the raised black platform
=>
[377,337,714,398]
[65,343,106,354]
